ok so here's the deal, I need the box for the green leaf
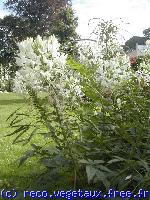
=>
[5,125,30,137]
[94,170,107,184]
[67,59,86,75]
[86,165,97,184]
[107,156,125,164]
[9,116,18,126]
[93,160,105,164]
[6,107,21,121]
[16,113,29,117]
[113,156,126,161]
[97,165,113,173]
[107,158,124,164]
[10,118,23,127]
[79,159,90,164]
[23,126,39,145]
[13,126,30,144]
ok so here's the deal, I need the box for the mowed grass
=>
[0,93,75,199]
[0,93,48,193]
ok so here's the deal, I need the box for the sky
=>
[0,0,8,19]
[72,0,150,43]
[1,0,150,43]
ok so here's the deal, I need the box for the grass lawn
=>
[0,93,76,199]
[0,93,55,198]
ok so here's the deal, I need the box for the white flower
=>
[146,40,150,45]
[125,175,132,180]
[35,35,43,47]
[117,98,121,108]
[18,38,33,54]
[14,35,82,102]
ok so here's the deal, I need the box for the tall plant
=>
[7,22,150,191]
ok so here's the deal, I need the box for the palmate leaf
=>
[79,159,90,164]
[15,113,29,117]
[86,164,111,188]
[13,125,31,144]
[97,165,113,173]
[94,170,111,189]
[107,156,126,164]
[13,130,28,144]
[5,125,30,137]
[5,123,31,145]
[86,165,97,184]
[10,118,24,127]
[80,159,105,165]
[9,116,19,126]
[7,108,30,128]
[93,160,105,164]
[22,126,39,145]
[6,107,21,122]
[107,158,123,164]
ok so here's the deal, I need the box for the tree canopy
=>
[0,16,18,73]
[0,0,78,81]
[123,36,147,52]
[143,27,150,38]
[4,0,77,41]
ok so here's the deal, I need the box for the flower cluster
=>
[95,54,133,90]
[135,61,150,86]
[134,41,150,86]
[14,33,150,101]
[79,40,133,91]
[14,35,82,99]
[78,39,150,92]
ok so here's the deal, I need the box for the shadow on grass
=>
[0,99,26,105]
[0,167,75,200]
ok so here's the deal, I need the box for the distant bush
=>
[0,64,13,92]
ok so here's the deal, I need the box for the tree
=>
[0,16,19,75]
[123,36,147,52]
[96,19,119,60]
[0,0,78,91]
[3,0,78,57]
[4,0,78,46]
[50,6,78,56]
[143,27,150,38]
[0,15,20,91]
[87,19,120,60]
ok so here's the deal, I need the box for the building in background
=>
[127,43,149,57]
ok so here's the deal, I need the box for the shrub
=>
[7,25,150,192]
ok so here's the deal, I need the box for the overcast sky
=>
[72,0,150,43]
[0,0,150,43]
